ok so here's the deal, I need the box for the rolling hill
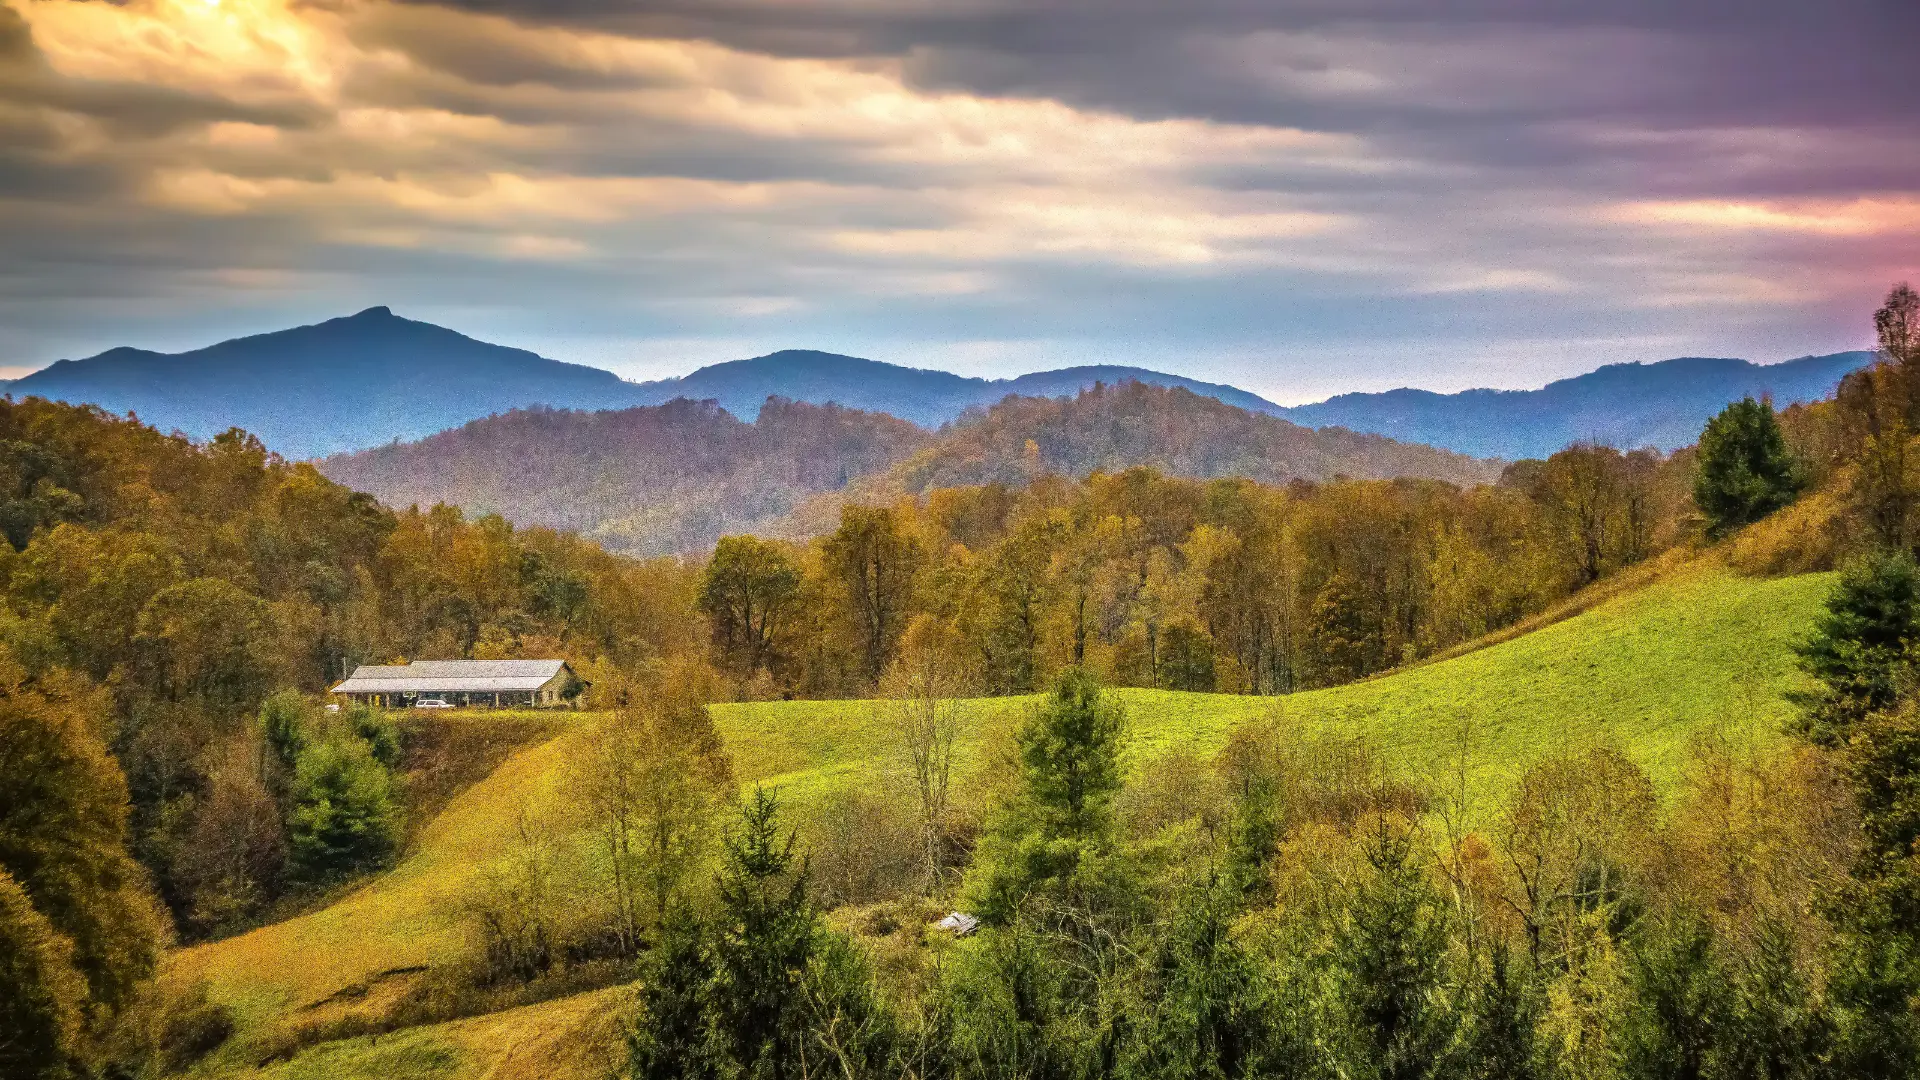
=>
[318,381,1499,555]
[171,557,1831,1078]
[316,396,933,556]
[876,380,1500,494]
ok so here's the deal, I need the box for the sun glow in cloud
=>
[1613,199,1920,237]
[23,0,339,100]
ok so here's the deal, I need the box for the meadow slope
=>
[180,561,1833,1077]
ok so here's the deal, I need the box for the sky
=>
[0,0,1915,403]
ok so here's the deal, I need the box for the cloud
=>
[0,0,1911,400]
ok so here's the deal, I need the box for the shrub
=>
[286,734,401,885]
[104,977,236,1078]
[346,702,401,768]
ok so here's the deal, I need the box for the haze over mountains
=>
[1286,352,1873,459]
[4,307,1872,462]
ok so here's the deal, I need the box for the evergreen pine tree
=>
[1720,922,1831,1080]
[706,787,817,1080]
[1796,550,1920,745]
[1120,880,1274,1080]
[1455,944,1542,1080]
[970,668,1130,925]
[1325,820,1456,1080]
[1693,396,1803,538]
[1618,915,1732,1080]
[628,907,718,1080]
[1824,706,1920,1077]
[1017,667,1127,841]
[285,733,400,884]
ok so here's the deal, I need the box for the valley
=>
[169,555,1827,1078]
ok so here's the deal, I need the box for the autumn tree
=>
[1513,444,1659,586]
[1498,746,1657,967]
[171,734,287,932]
[1191,488,1300,693]
[965,511,1063,693]
[572,660,734,952]
[132,578,280,712]
[822,505,924,686]
[699,535,802,681]
[0,661,163,1066]
[1877,283,1920,369]
[0,871,89,1080]
[1838,283,1920,548]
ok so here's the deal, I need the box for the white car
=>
[412,698,455,709]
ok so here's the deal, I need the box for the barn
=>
[330,659,581,708]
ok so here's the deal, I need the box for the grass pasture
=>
[179,560,1835,1077]
[712,562,1833,815]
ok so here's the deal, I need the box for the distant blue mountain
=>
[2,306,1873,461]
[3,310,1285,458]
[1277,352,1874,459]
[5,307,649,459]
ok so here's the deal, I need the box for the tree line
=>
[702,447,1694,700]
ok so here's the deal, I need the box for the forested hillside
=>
[627,349,1287,426]
[319,397,931,556]
[883,380,1498,491]
[0,396,703,959]
[323,381,1500,556]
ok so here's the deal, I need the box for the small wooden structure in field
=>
[330,659,580,708]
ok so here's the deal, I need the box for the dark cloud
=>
[373,0,1919,205]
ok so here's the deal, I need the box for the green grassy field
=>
[715,562,1833,812]
[181,561,1835,1078]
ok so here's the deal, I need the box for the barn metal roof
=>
[332,659,570,694]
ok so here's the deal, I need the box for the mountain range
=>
[1283,352,1873,459]
[4,306,1872,460]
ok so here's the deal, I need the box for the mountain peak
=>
[351,305,394,319]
